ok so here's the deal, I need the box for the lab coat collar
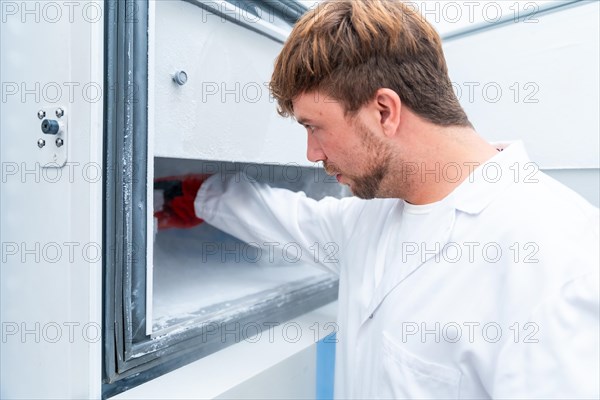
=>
[450,140,532,215]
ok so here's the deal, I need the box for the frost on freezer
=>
[152,224,330,332]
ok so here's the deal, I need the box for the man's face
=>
[292,91,394,199]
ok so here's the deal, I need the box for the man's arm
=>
[194,173,358,275]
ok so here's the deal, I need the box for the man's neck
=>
[394,126,499,205]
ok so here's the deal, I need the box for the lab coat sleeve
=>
[194,173,356,275]
[491,269,600,399]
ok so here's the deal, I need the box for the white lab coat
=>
[195,141,599,399]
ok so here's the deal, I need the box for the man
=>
[156,0,599,398]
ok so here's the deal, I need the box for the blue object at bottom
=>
[316,333,336,400]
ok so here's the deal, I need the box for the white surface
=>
[152,224,330,333]
[215,345,317,399]
[443,1,599,169]
[152,0,310,165]
[0,1,104,398]
[543,168,600,207]
[111,302,337,399]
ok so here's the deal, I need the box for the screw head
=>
[37,139,46,148]
[55,138,64,147]
[55,108,64,118]
[38,110,46,119]
[173,71,188,86]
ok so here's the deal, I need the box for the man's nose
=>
[306,134,326,163]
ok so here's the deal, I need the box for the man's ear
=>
[374,88,402,138]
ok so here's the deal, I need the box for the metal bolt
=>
[55,108,64,118]
[38,110,46,119]
[55,138,64,147]
[173,71,188,86]
[37,139,46,148]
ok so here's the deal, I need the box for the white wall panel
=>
[443,1,599,169]
[152,1,310,166]
[543,168,599,207]
[411,1,567,38]
[0,1,104,398]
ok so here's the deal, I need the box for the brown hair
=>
[270,0,471,127]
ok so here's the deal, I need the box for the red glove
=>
[154,174,211,230]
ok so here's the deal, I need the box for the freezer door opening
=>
[150,157,347,337]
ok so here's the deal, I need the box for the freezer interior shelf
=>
[152,223,332,334]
